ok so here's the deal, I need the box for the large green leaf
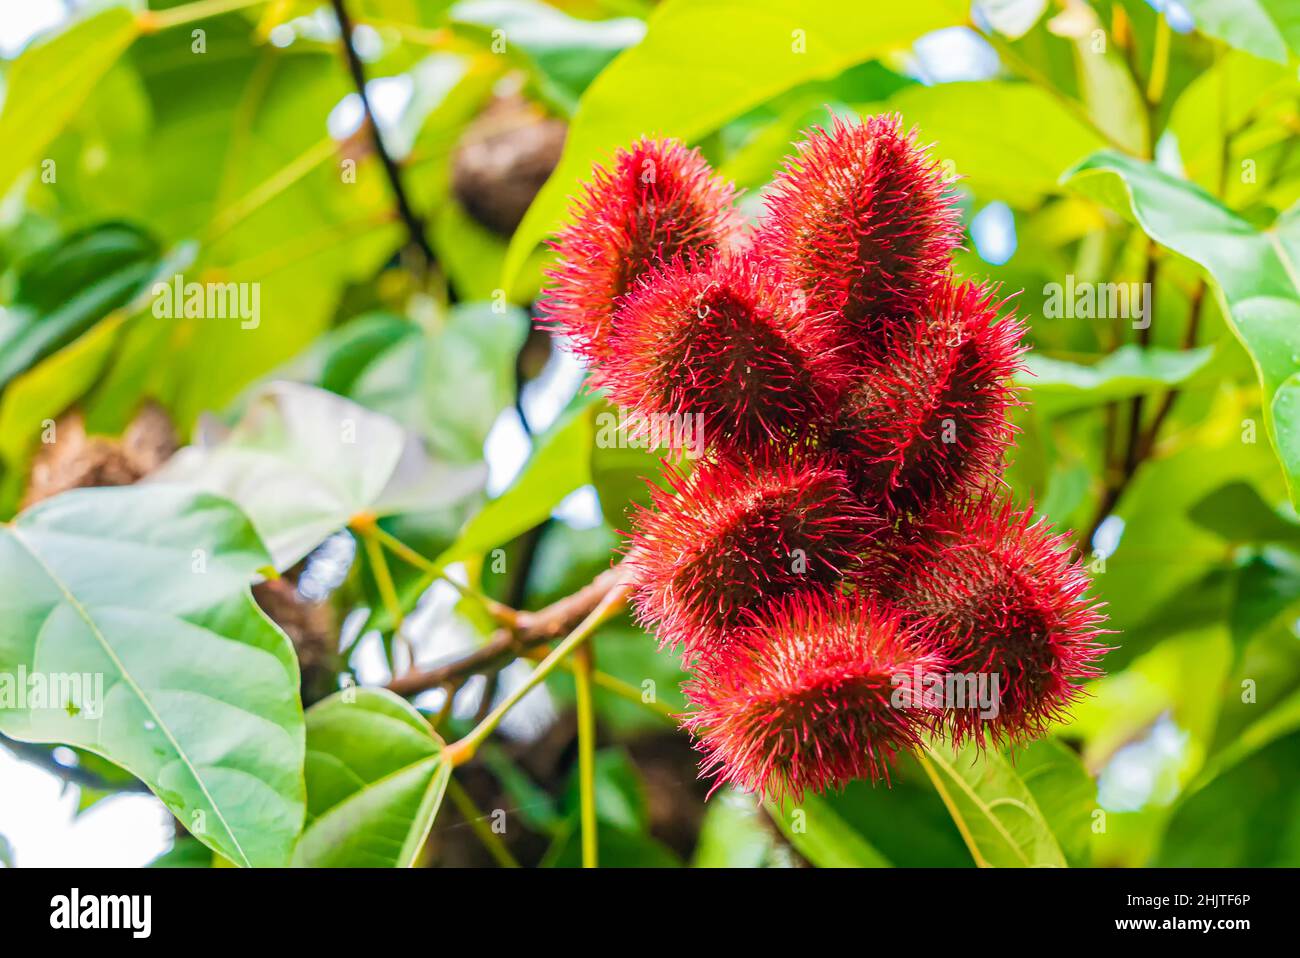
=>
[919,743,1069,867]
[437,396,595,564]
[0,7,139,199]
[1155,732,1300,866]
[293,688,450,868]
[889,81,1108,204]
[152,382,486,570]
[692,791,773,868]
[1023,345,1216,417]
[1014,738,1097,867]
[1178,0,1300,65]
[0,485,305,867]
[450,0,646,115]
[1189,481,1300,545]
[1064,151,1300,505]
[766,792,892,868]
[348,304,529,462]
[0,222,162,391]
[502,0,963,286]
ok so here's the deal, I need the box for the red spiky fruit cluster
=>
[603,252,846,456]
[684,593,948,800]
[628,456,882,661]
[542,116,1109,801]
[758,113,961,347]
[873,497,1109,747]
[539,138,744,366]
[827,278,1027,511]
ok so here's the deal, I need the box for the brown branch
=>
[329,0,435,268]
[1077,244,1159,555]
[386,564,632,697]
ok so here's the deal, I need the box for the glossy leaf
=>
[767,792,892,867]
[1023,345,1215,416]
[1178,0,1300,64]
[0,222,162,391]
[1064,151,1300,505]
[293,688,449,868]
[437,397,594,564]
[889,82,1108,204]
[0,485,306,867]
[152,382,486,570]
[503,0,963,286]
[919,743,1068,867]
[0,7,139,199]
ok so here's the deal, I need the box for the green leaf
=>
[293,688,449,868]
[1014,738,1097,867]
[1178,0,1300,65]
[889,82,1108,204]
[559,747,649,833]
[152,382,485,570]
[1022,345,1216,417]
[0,7,139,199]
[502,0,963,286]
[1063,151,1300,505]
[0,833,13,868]
[1189,480,1300,544]
[691,791,773,868]
[919,743,1069,867]
[589,399,677,527]
[0,485,306,868]
[149,836,215,868]
[0,222,162,391]
[1156,732,1300,866]
[437,397,595,564]
[450,0,646,114]
[543,822,681,867]
[340,305,529,462]
[0,314,127,515]
[766,791,893,868]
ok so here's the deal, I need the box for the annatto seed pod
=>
[827,278,1026,513]
[757,113,960,347]
[683,591,948,800]
[539,138,744,364]
[601,251,848,457]
[627,455,883,660]
[885,494,1108,746]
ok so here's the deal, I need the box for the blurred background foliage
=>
[1,0,1299,867]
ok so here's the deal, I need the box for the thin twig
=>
[329,0,435,268]
[386,564,633,697]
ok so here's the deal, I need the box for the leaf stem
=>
[573,644,598,869]
[445,776,520,868]
[361,527,404,632]
[369,523,517,626]
[443,582,631,767]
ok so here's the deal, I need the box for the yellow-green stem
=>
[360,528,404,633]
[445,777,520,868]
[444,583,630,767]
[574,644,598,869]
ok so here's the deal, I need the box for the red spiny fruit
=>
[757,113,960,347]
[602,252,847,457]
[539,138,744,364]
[827,278,1026,513]
[683,591,948,800]
[885,495,1108,746]
[627,455,883,659]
